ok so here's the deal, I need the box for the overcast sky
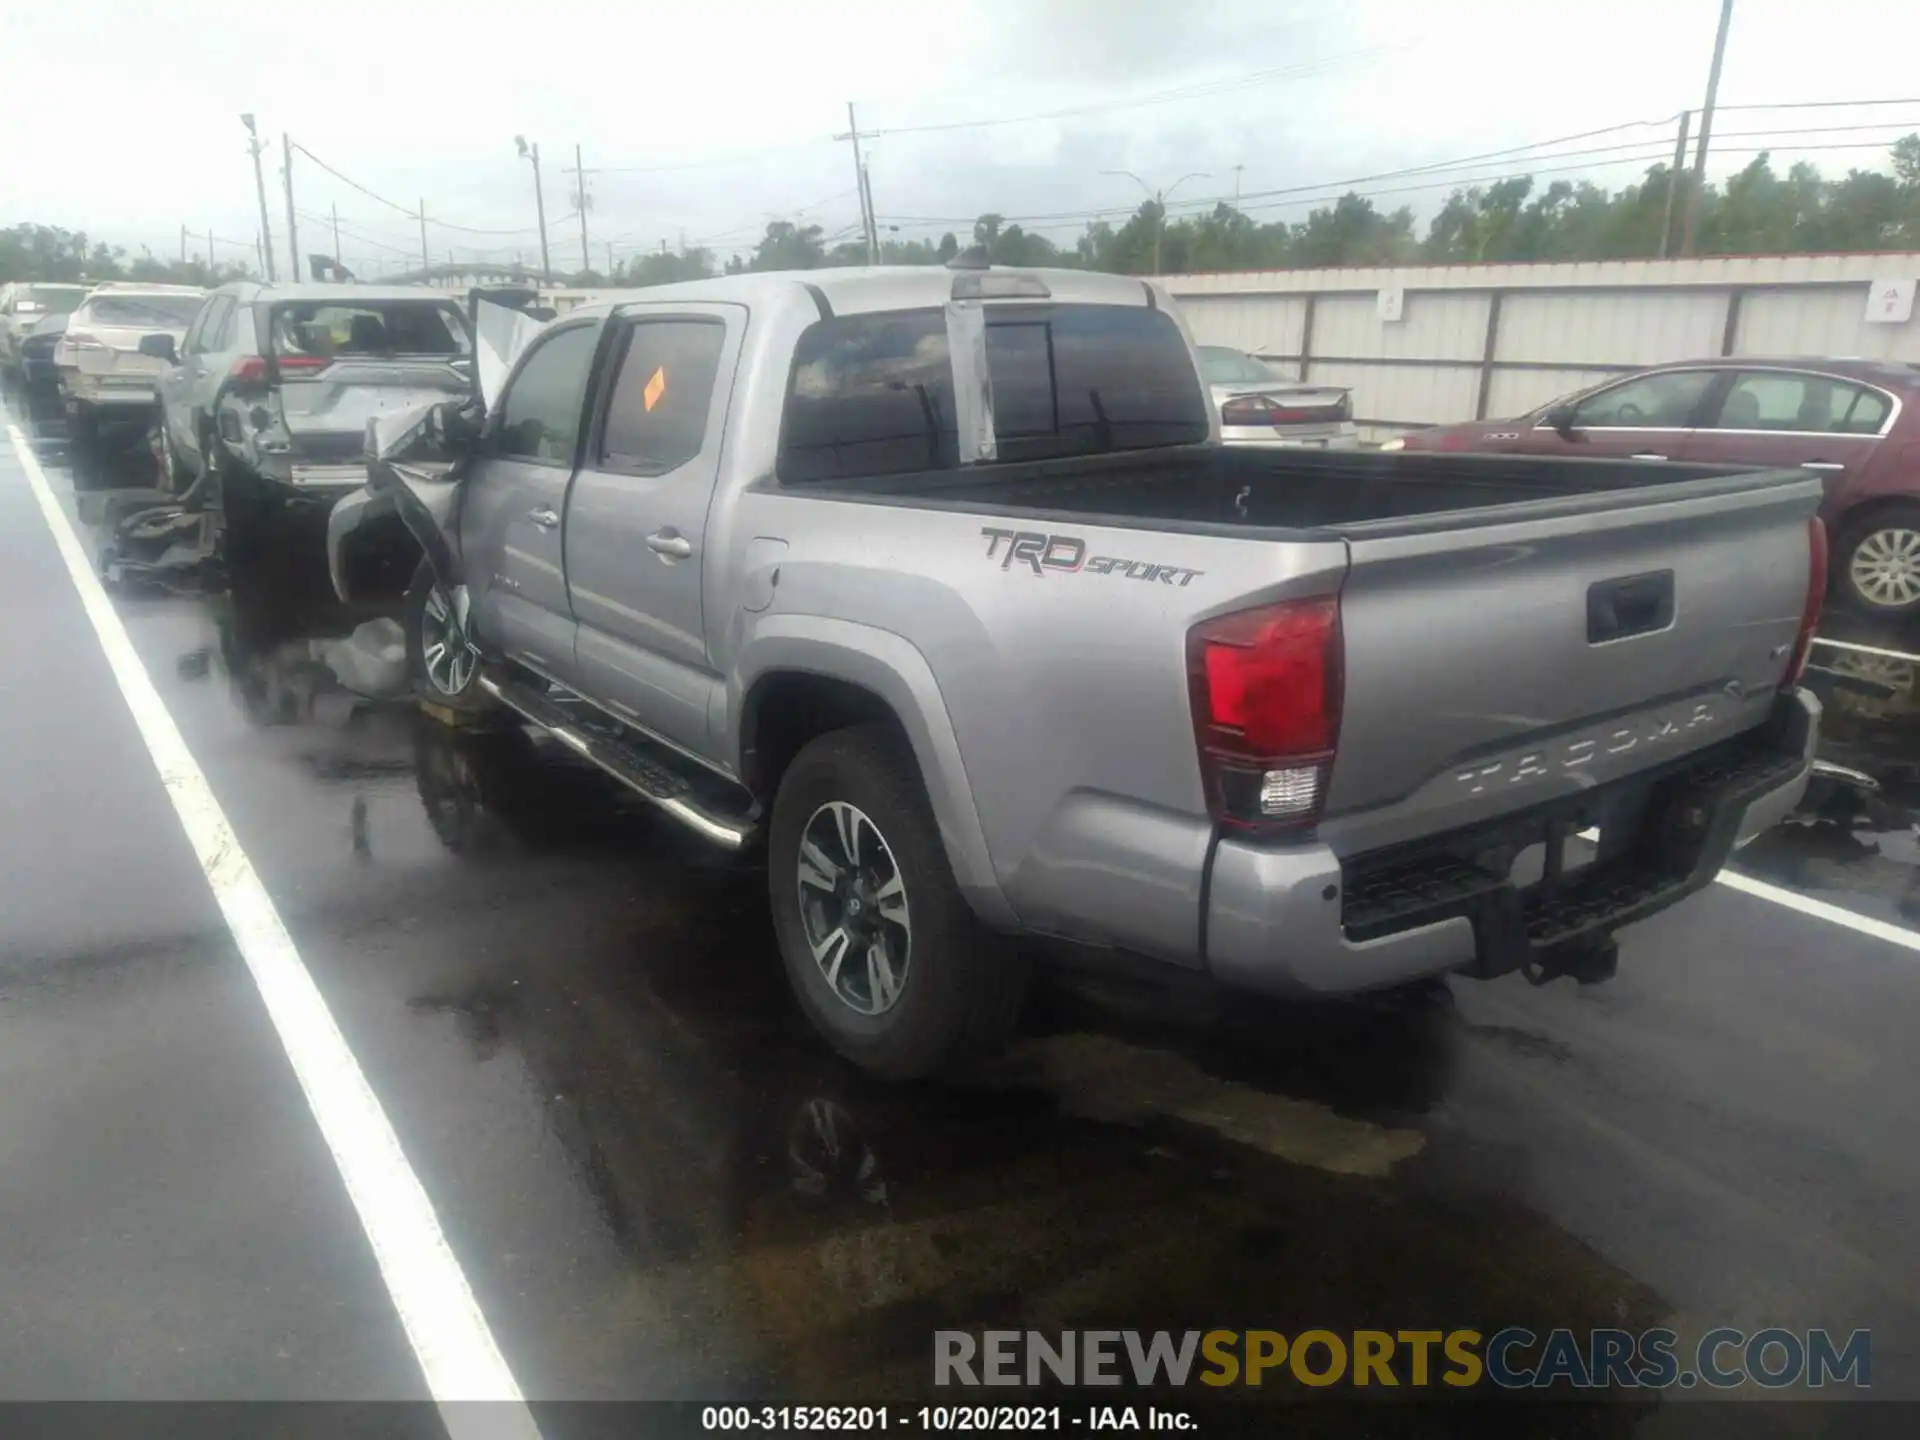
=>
[3,0,1917,276]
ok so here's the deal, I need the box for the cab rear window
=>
[778,302,1207,484]
[270,302,470,359]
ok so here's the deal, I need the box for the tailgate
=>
[1320,470,1821,854]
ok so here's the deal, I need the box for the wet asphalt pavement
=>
[4,389,1920,1435]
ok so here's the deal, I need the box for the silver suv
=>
[0,283,89,374]
[145,281,474,528]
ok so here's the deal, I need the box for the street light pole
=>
[240,114,275,281]
[1102,169,1211,275]
[516,136,552,283]
[282,132,300,280]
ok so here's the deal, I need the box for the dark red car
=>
[1388,357,1920,618]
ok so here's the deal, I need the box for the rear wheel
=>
[403,558,490,713]
[68,401,98,447]
[1838,505,1920,618]
[768,725,1027,1079]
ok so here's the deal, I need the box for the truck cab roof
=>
[560,265,1166,321]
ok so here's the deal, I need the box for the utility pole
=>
[606,241,615,275]
[515,136,552,282]
[575,143,591,274]
[1658,110,1692,258]
[834,103,879,265]
[331,204,343,272]
[281,133,302,281]
[418,200,430,278]
[1681,0,1735,256]
[180,225,188,266]
[241,114,275,281]
[1233,164,1245,206]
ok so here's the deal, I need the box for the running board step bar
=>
[478,674,757,851]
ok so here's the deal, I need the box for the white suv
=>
[52,284,207,438]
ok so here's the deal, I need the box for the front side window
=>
[498,323,600,464]
[599,319,726,474]
[1569,370,1715,428]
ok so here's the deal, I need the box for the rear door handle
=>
[1630,452,1668,461]
[647,529,694,559]
[1800,461,1846,472]
[527,506,560,529]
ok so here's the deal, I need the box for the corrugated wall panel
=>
[1311,291,1490,361]
[1307,361,1480,427]
[1738,287,1920,361]
[1497,291,1728,365]
[1176,295,1307,358]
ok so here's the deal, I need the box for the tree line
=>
[8,139,1916,292]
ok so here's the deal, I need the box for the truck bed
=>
[803,444,1797,536]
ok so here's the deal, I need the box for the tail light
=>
[229,354,328,390]
[61,331,106,353]
[1187,596,1344,832]
[1782,516,1827,690]
[1220,394,1352,427]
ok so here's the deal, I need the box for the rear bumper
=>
[64,372,159,407]
[1203,689,1819,996]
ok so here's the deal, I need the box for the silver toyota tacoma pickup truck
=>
[327,261,1825,1078]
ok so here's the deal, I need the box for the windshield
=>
[270,301,471,360]
[1197,345,1282,384]
[85,294,205,328]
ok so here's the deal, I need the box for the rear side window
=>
[780,309,957,483]
[194,296,236,353]
[599,319,726,474]
[498,323,600,464]
[1711,371,1892,435]
[778,303,1208,483]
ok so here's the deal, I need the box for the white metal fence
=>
[1165,253,1920,439]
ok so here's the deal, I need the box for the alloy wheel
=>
[796,801,911,1016]
[1850,527,1920,609]
[420,585,477,696]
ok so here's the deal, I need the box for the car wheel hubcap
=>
[797,801,911,1017]
[420,585,476,695]
[1852,528,1920,608]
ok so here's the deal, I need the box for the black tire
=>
[68,401,98,447]
[205,438,277,554]
[768,724,1027,1079]
[1836,505,1920,619]
[403,558,491,713]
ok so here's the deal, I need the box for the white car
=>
[1196,345,1360,450]
[0,283,90,373]
[53,283,207,438]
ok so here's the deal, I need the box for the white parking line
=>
[4,423,540,1439]
[1716,867,1920,953]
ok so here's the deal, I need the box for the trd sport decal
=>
[980,527,1204,587]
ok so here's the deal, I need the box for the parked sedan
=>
[1386,357,1920,618]
[1195,345,1359,449]
[53,284,206,440]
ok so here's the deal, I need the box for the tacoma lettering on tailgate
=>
[980,527,1204,586]
[1453,700,1720,796]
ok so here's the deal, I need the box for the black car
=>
[18,313,70,391]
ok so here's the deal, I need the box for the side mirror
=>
[1544,402,1579,437]
[138,333,179,365]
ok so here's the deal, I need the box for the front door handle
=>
[1630,452,1668,461]
[1800,461,1846,472]
[528,506,560,529]
[647,529,694,560]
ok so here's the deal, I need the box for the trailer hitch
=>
[1522,935,1619,987]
